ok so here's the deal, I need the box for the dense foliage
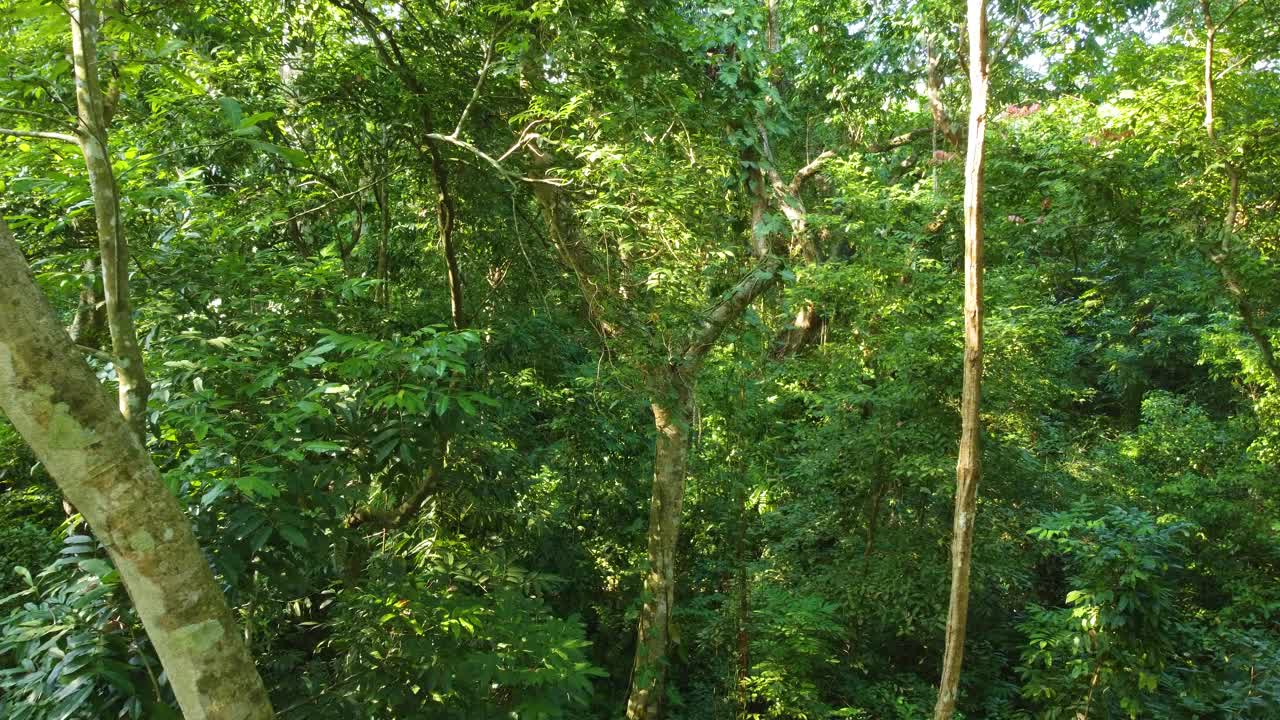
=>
[1,0,1278,718]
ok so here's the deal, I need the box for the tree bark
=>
[0,217,274,720]
[933,0,988,717]
[67,256,107,348]
[626,372,694,720]
[621,254,784,720]
[374,171,391,305]
[70,0,150,441]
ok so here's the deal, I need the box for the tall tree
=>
[1196,0,1280,386]
[933,0,989,716]
[0,0,153,439]
[69,0,151,439]
[0,216,273,720]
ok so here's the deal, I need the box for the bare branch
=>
[0,127,81,145]
[77,344,114,363]
[1221,0,1253,27]
[788,151,836,195]
[450,23,514,139]
[866,128,930,153]
[425,132,567,187]
[273,168,400,226]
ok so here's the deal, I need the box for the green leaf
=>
[218,97,243,129]
[277,526,307,548]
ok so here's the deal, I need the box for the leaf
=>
[245,139,308,166]
[277,526,307,548]
[218,97,243,129]
[77,559,114,579]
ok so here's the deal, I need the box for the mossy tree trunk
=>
[0,217,274,720]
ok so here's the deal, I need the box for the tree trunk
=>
[1196,3,1280,387]
[67,256,107,348]
[734,485,752,719]
[626,372,694,720]
[70,0,151,441]
[375,171,390,305]
[0,217,274,720]
[933,0,988,717]
[423,130,463,329]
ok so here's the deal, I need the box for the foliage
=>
[0,535,173,720]
[1,0,1279,718]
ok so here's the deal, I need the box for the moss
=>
[171,618,225,655]
[128,528,156,553]
[46,400,97,450]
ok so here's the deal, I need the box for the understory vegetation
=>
[1,0,1278,718]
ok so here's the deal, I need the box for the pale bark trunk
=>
[933,0,988,717]
[772,191,824,355]
[0,218,273,720]
[71,0,150,441]
[626,373,694,720]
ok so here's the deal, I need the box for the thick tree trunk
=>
[70,0,150,441]
[933,0,988,718]
[0,218,273,720]
[626,372,694,720]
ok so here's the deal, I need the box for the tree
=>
[0,216,273,720]
[0,0,151,439]
[933,0,989,716]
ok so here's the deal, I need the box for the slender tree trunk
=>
[70,0,150,441]
[734,485,752,719]
[626,372,694,720]
[331,0,464,327]
[1196,2,1280,386]
[67,256,106,348]
[423,130,463,329]
[0,218,273,720]
[375,172,390,305]
[933,0,988,718]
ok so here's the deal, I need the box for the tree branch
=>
[789,151,836,195]
[0,127,80,145]
[77,344,113,362]
[273,168,400,226]
[682,254,784,367]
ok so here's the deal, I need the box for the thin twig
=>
[0,107,77,130]
[273,168,401,226]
